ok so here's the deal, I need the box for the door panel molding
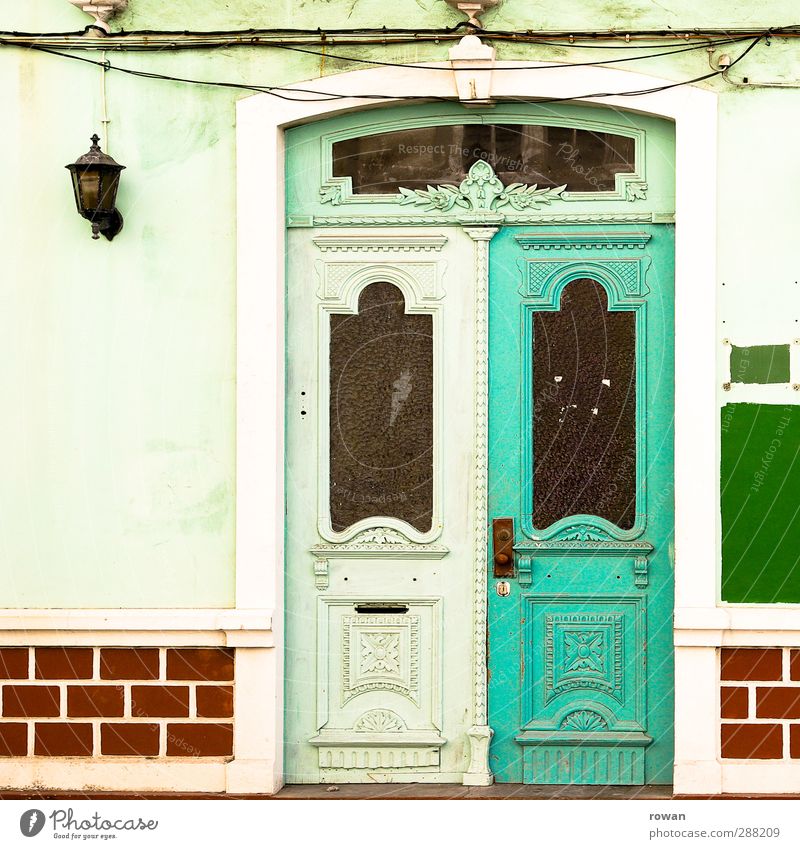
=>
[314,241,446,545]
[517,253,650,543]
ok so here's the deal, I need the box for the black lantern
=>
[66,134,125,241]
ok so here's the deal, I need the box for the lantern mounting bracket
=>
[67,1,129,34]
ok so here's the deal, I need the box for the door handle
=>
[492,517,515,578]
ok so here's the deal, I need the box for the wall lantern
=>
[66,134,125,241]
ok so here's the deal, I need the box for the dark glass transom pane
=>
[532,279,636,530]
[333,124,634,194]
[330,282,433,533]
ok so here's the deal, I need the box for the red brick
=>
[196,686,233,718]
[131,685,189,718]
[166,723,233,757]
[721,686,749,719]
[791,725,800,758]
[0,648,29,679]
[101,723,160,756]
[756,687,800,719]
[0,724,28,756]
[166,649,234,682]
[34,723,93,756]
[67,686,124,718]
[790,650,800,681]
[3,685,60,717]
[721,723,783,759]
[100,649,159,681]
[720,648,783,681]
[35,648,93,680]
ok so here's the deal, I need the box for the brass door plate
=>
[492,517,515,578]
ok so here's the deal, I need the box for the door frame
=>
[235,60,719,792]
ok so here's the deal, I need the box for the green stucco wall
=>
[2,0,799,606]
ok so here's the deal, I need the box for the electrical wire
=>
[271,35,755,72]
[0,31,766,105]
[0,24,796,51]
[0,24,797,40]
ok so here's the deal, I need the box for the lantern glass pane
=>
[97,171,120,212]
[79,170,101,211]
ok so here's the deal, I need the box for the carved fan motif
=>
[353,709,407,733]
[560,710,607,731]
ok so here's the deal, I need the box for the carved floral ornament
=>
[320,159,649,220]
[322,159,566,213]
[398,160,566,213]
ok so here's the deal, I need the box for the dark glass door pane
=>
[330,282,433,533]
[333,124,634,194]
[532,278,636,530]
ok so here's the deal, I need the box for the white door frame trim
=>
[236,61,718,792]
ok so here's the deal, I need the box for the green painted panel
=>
[729,345,790,384]
[721,403,800,602]
[487,222,675,785]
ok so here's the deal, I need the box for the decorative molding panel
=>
[342,614,421,705]
[302,212,656,228]
[521,738,649,784]
[523,259,648,300]
[524,594,647,732]
[517,250,651,544]
[515,540,652,554]
[311,526,449,561]
[314,247,446,545]
[312,235,447,253]
[314,598,443,771]
[314,744,441,770]
[317,261,442,303]
[515,232,652,251]
[544,612,624,705]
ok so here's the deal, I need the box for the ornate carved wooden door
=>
[486,225,675,784]
[284,101,675,786]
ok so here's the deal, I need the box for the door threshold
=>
[275,783,673,800]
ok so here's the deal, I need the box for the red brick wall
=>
[720,647,800,759]
[0,647,234,758]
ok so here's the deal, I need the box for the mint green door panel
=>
[487,224,675,784]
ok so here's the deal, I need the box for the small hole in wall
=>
[301,391,306,396]
[343,577,348,581]
[547,574,551,578]
[412,577,417,582]
[300,410,307,416]
[617,575,621,579]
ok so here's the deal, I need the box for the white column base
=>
[463,725,494,786]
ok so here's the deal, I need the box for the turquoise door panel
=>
[487,224,675,784]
